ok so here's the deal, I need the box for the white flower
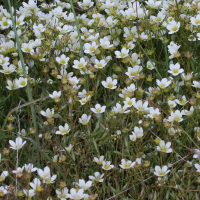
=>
[102,161,114,170]
[175,95,188,106]
[91,104,106,113]
[119,159,135,169]
[154,166,170,176]
[78,0,94,10]
[89,172,104,183]
[168,100,177,108]
[191,14,200,26]
[156,78,171,89]
[157,140,172,153]
[94,59,107,69]
[56,54,70,66]
[168,110,183,122]
[84,41,98,55]
[168,127,176,135]
[0,171,8,182]
[24,163,37,173]
[101,77,117,89]
[125,65,143,79]
[167,20,180,34]
[73,58,87,69]
[123,97,136,107]
[15,77,27,88]
[0,64,16,74]
[168,63,184,76]
[0,186,8,196]
[6,79,19,90]
[56,187,69,199]
[77,179,92,190]
[129,132,137,142]
[30,178,42,192]
[112,103,130,114]
[12,167,24,178]
[192,81,200,89]
[133,100,149,112]
[56,123,70,135]
[49,91,61,100]
[0,17,12,29]
[132,127,144,139]
[115,47,129,58]
[68,188,85,200]
[23,189,35,198]
[40,108,54,118]
[146,61,155,70]
[21,43,34,54]
[79,114,91,125]
[37,166,57,184]
[64,144,73,153]
[9,137,26,150]
[147,108,161,119]
[93,155,105,165]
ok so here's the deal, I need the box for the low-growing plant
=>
[1,0,200,199]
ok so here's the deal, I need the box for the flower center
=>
[119,53,126,57]
[95,108,102,113]
[172,69,179,73]
[24,47,31,53]
[20,80,26,86]
[2,21,8,27]
[195,19,200,25]
[107,82,113,89]
[104,164,110,169]
[172,26,178,32]
[160,147,167,152]
[159,83,166,88]
[60,59,66,65]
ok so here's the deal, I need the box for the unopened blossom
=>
[76,179,92,190]
[168,63,184,76]
[89,172,104,183]
[79,114,91,125]
[157,140,172,153]
[40,108,54,118]
[132,127,144,138]
[102,161,114,170]
[154,166,170,177]
[102,77,117,89]
[91,104,106,113]
[9,137,26,150]
[156,78,171,89]
[167,20,180,34]
[93,155,105,165]
[56,187,69,200]
[115,47,129,58]
[168,110,183,122]
[56,123,70,135]
[119,159,135,169]
[68,188,85,200]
